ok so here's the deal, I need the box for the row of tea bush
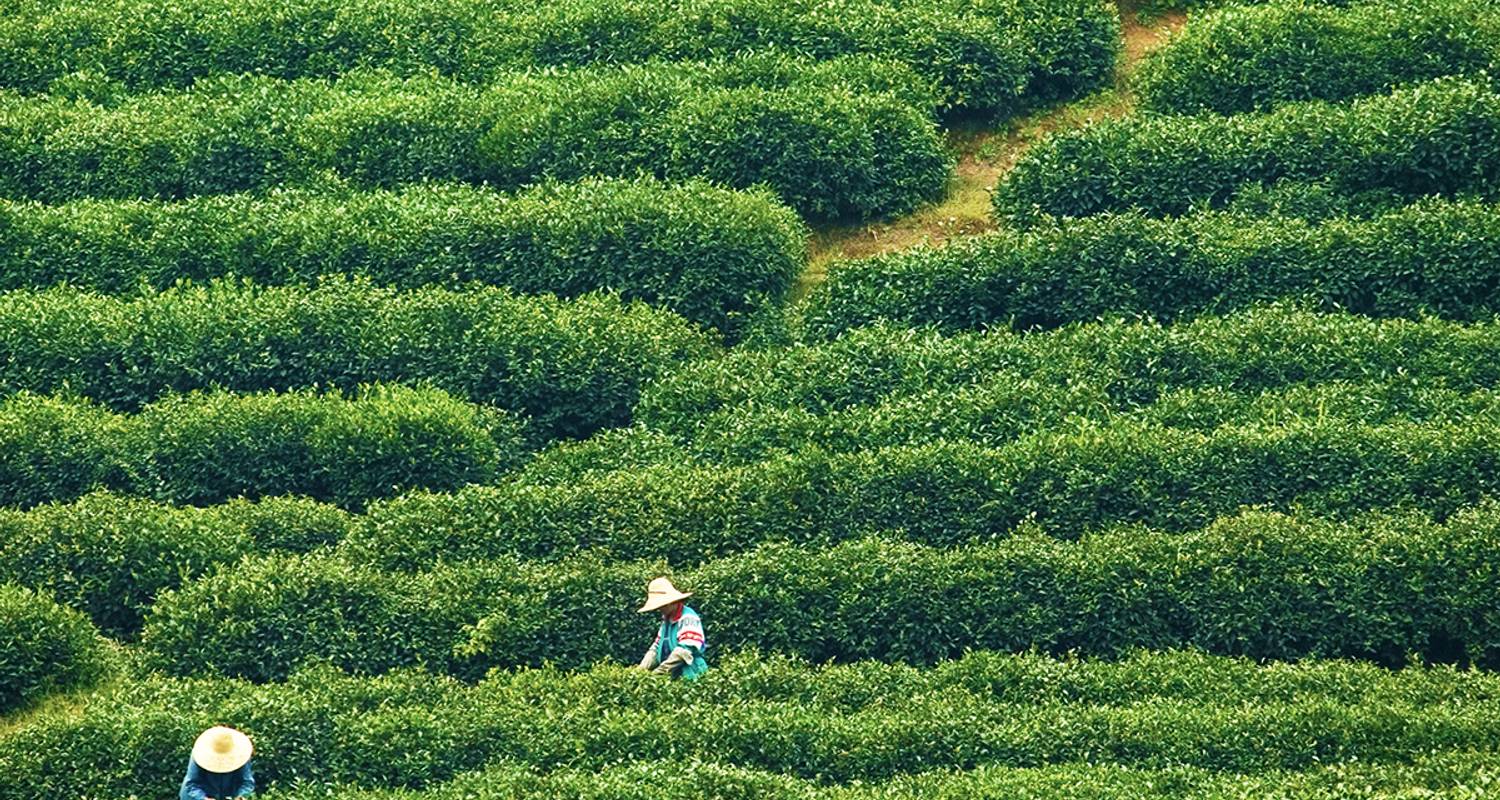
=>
[0,0,1119,116]
[0,177,803,338]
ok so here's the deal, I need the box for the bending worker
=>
[635,577,708,680]
[180,726,255,800]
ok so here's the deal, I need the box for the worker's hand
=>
[653,646,694,675]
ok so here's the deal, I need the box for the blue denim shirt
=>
[179,757,254,800]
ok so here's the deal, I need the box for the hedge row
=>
[800,199,1500,337]
[663,377,1500,465]
[139,506,1500,682]
[0,0,1121,116]
[637,307,1500,436]
[0,280,715,439]
[1134,0,1352,19]
[308,754,1500,800]
[0,57,949,221]
[0,178,804,338]
[1137,0,1500,116]
[340,410,1500,571]
[3,653,1496,795]
[0,492,351,636]
[5,378,1482,645]
[0,584,108,712]
[0,386,527,511]
[993,76,1500,223]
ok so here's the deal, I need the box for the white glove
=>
[652,646,694,675]
[638,646,660,670]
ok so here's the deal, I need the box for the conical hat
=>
[192,726,253,773]
[638,576,692,613]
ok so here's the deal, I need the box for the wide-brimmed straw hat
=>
[192,726,253,773]
[638,577,692,613]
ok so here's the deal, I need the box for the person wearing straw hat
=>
[635,577,708,681]
[180,726,255,800]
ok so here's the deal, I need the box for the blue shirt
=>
[180,757,254,800]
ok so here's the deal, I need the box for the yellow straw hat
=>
[192,726,253,773]
[638,577,692,613]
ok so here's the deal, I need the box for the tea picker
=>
[635,577,709,681]
[180,726,255,800]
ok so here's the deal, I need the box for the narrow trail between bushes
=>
[793,0,1186,301]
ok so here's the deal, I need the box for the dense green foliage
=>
[0,178,805,338]
[800,200,1500,336]
[0,0,1494,796]
[0,57,949,221]
[0,493,351,636]
[2,653,1496,795]
[475,57,949,221]
[0,584,107,712]
[1137,0,1500,115]
[1134,0,1351,18]
[140,506,1500,680]
[640,308,1500,437]
[340,408,1500,572]
[993,76,1500,223]
[0,386,527,510]
[0,280,715,439]
[303,756,1500,800]
[0,0,1120,116]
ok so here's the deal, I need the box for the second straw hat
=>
[192,726,253,773]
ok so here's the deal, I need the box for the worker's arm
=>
[179,759,209,800]
[234,761,255,798]
[651,645,698,674]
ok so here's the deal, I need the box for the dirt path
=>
[793,1,1186,300]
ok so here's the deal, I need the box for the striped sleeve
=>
[676,613,706,649]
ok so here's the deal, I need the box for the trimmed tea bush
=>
[473,57,950,221]
[295,755,1500,800]
[0,386,528,510]
[3,652,1496,795]
[0,178,805,338]
[994,76,1500,223]
[457,507,1500,671]
[0,393,132,511]
[0,492,353,636]
[0,280,716,439]
[0,584,108,711]
[661,378,1499,464]
[142,506,1500,679]
[0,0,1121,116]
[1137,0,1500,115]
[638,307,1500,438]
[801,200,1500,337]
[342,412,1500,570]
[0,58,949,221]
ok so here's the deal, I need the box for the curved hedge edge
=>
[0,385,530,511]
[1136,0,1500,116]
[0,491,354,637]
[0,583,110,712]
[800,199,1500,338]
[993,75,1500,224]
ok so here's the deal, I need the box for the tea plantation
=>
[2,0,1498,797]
